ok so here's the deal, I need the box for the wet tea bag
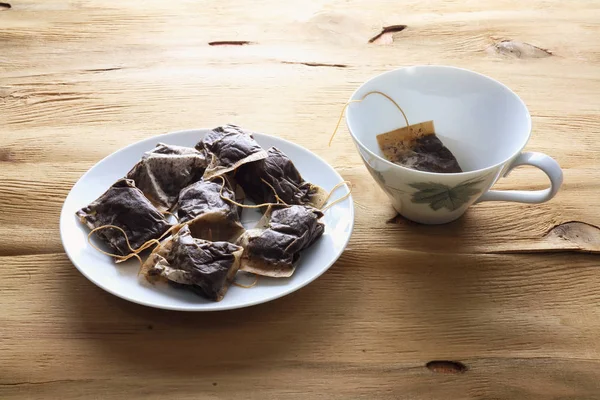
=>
[237,204,324,278]
[175,178,245,242]
[196,124,268,179]
[235,146,328,208]
[126,143,207,211]
[141,225,243,301]
[76,178,173,257]
[376,121,462,173]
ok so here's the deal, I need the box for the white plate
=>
[60,129,354,311]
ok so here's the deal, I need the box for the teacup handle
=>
[476,152,563,203]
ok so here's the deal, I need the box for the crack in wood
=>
[385,213,420,226]
[31,96,88,106]
[1,89,91,106]
[386,214,403,224]
[385,216,600,255]
[490,221,600,255]
[85,67,123,73]
[0,149,14,162]
[281,61,348,68]
[0,2,11,9]
[14,91,81,98]
[426,360,468,374]
[208,41,253,46]
[491,40,552,59]
[0,379,94,386]
[543,221,600,253]
[544,220,600,237]
[368,25,407,44]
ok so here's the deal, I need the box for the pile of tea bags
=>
[77,125,328,301]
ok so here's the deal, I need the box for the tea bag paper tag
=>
[376,121,436,162]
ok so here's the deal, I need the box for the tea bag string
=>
[233,274,259,288]
[321,181,352,212]
[163,210,179,222]
[87,224,177,266]
[218,174,352,213]
[216,175,288,209]
[328,90,410,146]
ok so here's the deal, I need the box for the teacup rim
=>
[345,65,533,177]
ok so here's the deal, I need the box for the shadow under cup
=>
[345,66,535,224]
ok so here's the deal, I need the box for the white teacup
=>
[345,66,563,224]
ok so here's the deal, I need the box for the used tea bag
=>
[237,205,324,278]
[76,178,172,257]
[376,121,462,173]
[196,124,268,179]
[126,143,207,212]
[175,178,245,242]
[141,225,243,301]
[236,146,328,208]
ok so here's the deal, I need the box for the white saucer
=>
[60,129,354,311]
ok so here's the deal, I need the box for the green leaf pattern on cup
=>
[364,159,486,212]
[366,165,401,197]
[408,180,484,211]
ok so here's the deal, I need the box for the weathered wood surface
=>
[1,1,600,398]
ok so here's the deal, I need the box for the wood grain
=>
[1,0,600,398]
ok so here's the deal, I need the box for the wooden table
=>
[2,1,600,398]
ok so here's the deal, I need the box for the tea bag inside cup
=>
[376,120,463,173]
[330,90,463,173]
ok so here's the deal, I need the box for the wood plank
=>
[1,358,600,399]
[0,162,598,256]
[1,252,600,398]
